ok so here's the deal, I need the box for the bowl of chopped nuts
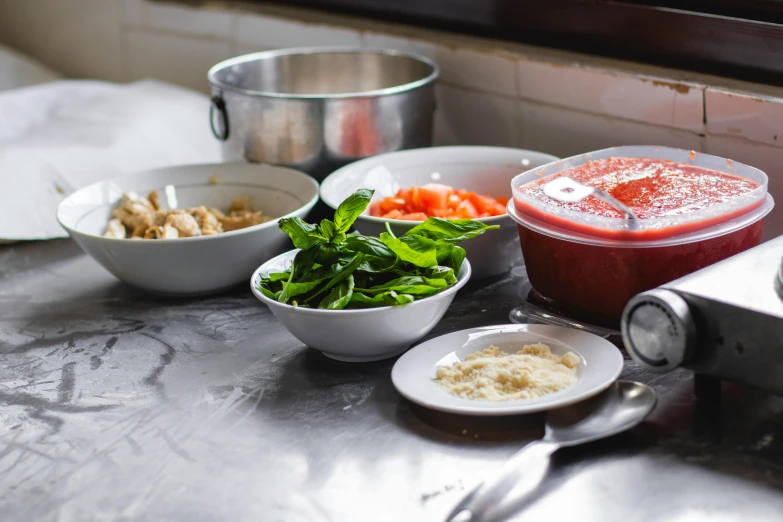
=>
[57,162,319,295]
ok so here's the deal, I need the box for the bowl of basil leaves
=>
[250,188,496,362]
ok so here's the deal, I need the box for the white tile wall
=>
[235,43,271,56]
[236,13,362,49]
[361,32,417,54]
[122,0,146,27]
[706,88,783,147]
[145,2,234,39]
[126,30,233,93]
[0,0,125,81]
[517,100,704,158]
[434,85,520,147]
[517,61,704,132]
[436,47,517,97]
[1,0,783,237]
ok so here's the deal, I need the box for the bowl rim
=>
[56,162,320,244]
[508,194,775,248]
[320,145,560,226]
[250,248,472,315]
[208,46,439,99]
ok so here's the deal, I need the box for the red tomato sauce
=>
[511,157,765,324]
[514,157,761,240]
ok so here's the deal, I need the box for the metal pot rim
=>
[207,46,439,99]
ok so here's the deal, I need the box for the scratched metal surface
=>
[2,239,783,522]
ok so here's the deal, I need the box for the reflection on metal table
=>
[2,240,783,522]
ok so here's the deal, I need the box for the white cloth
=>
[0,79,222,240]
[0,43,62,92]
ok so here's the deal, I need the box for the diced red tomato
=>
[366,184,507,221]
[454,200,479,219]
[431,208,452,218]
[399,212,429,221]
[379,197,407,214]
[467,193,494,215]
[408,186,423,212]
[418,184,452,211]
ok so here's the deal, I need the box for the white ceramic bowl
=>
[320,146,559,279]
[250,249,472,362]
[57,162,319,295]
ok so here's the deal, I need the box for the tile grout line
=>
[703,87,708,126]
[117,0,132,82]
[229,13,239,55]
[440,80,705,137]
[123,25,236,45]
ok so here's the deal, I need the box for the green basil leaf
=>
[443,244,466,272]
[257,284,280,300]
[357,255,398,274]
[363,284,443,298]
[345,235,395,258]
[312,218,346,244]
[348,291,389,307]
[424,266,457,285]
[297,262,342,283]
[266,272,291,282]
[304,252,365,303]
[357,275,450,296]
[390,291,416,306]
[380,232,438,268]
[278,217,323,250]
[334,188,374,233]
[277,263,299,303]
[427,240,466,271]
[318,274,354,310]
[403,217,499,243]
[280,281,324,302]
[349,290,415,308]
[293,244,345,280]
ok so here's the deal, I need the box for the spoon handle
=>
[444,440,560,522]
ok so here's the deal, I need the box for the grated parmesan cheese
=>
[434,344,579,401]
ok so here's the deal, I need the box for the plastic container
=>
[508,146,774,325]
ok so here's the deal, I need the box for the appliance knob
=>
[621,289,696,372]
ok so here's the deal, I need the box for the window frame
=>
[272,0,783,84]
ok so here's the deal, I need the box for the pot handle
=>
[210,95,230,141]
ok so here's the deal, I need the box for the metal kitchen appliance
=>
[622,234,783,394]
[208,47,438,180]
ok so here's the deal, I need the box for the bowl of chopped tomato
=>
[320,146,559,278]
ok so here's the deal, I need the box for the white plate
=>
[391,324,624,416]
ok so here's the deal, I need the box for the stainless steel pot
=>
[207,47,438,180]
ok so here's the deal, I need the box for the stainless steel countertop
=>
[2,239,783,522]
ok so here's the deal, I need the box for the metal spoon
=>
[445,381,656,522]
[543,176,639,223]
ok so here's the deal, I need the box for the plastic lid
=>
[509,146,771,246]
